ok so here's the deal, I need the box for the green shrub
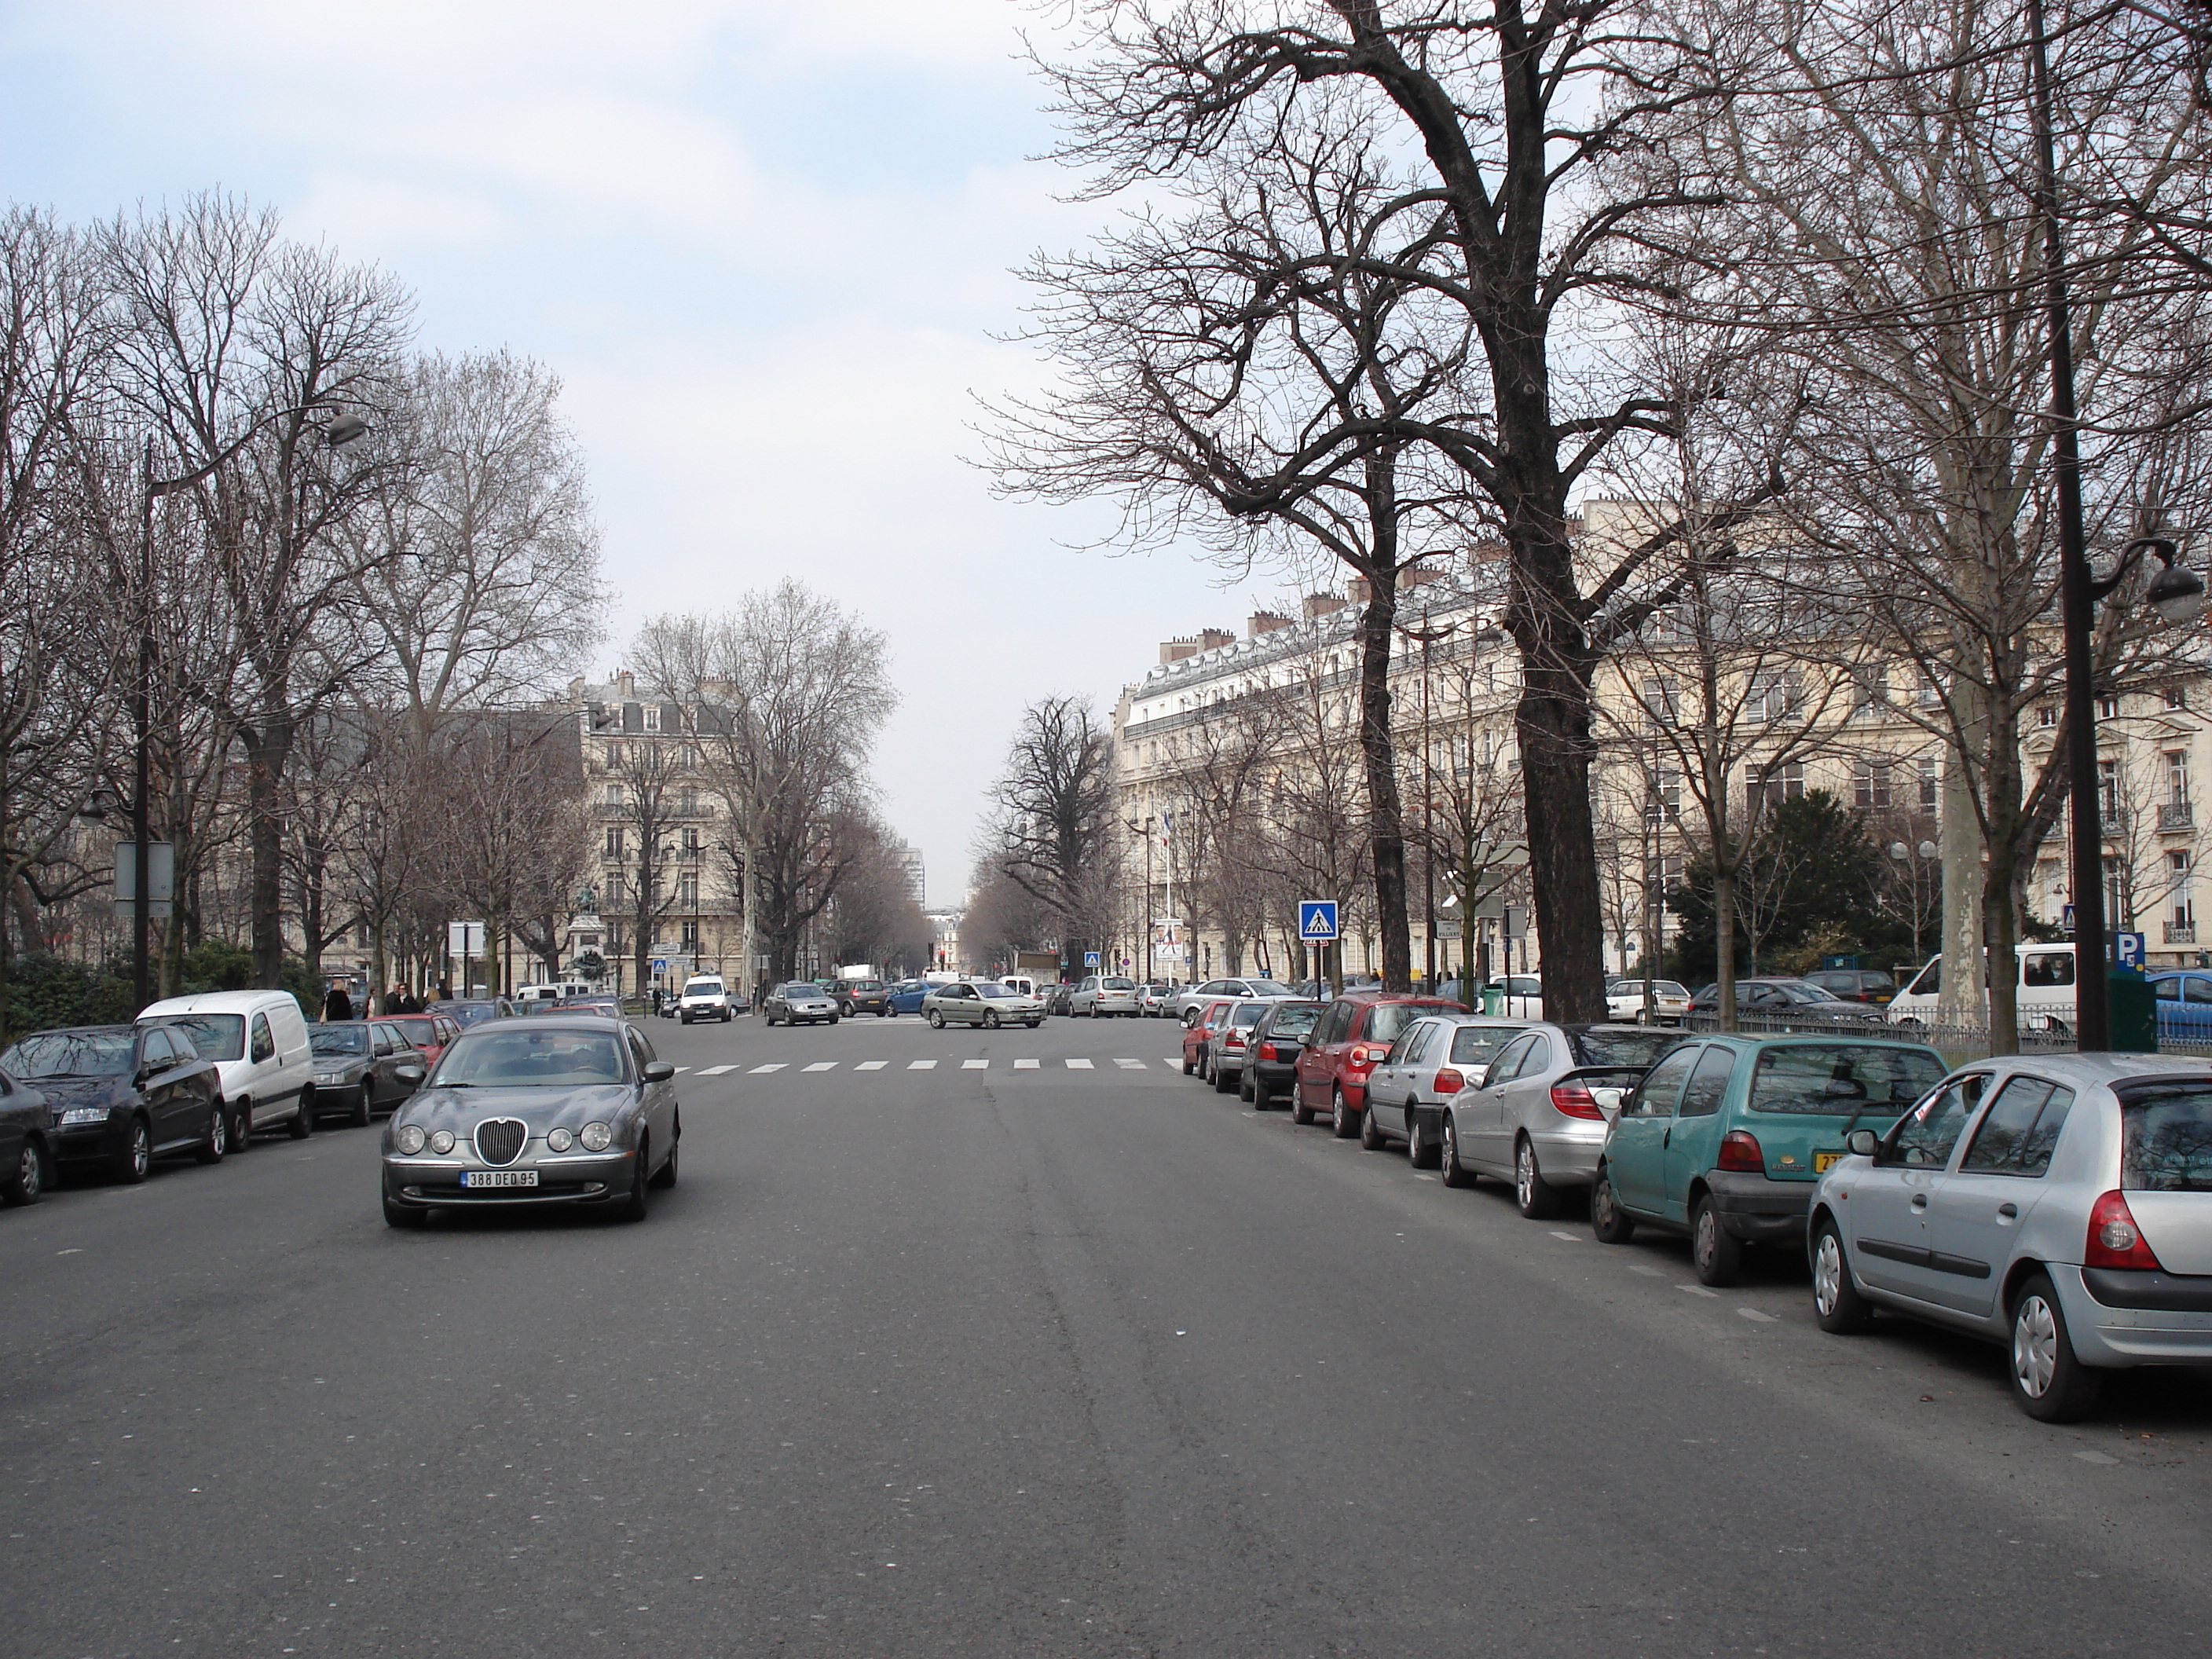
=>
[0,954,137,1044]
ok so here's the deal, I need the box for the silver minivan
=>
[1809,1053,2212,1421]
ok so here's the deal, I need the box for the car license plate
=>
[1813,1151,1842,1174]
[460,1170,537,1188]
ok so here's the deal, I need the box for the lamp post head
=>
[1918,839,1938,860]
[1888,841,1910,861]
[324,413,372,449]
[2145,558,2208,627]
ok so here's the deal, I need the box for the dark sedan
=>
[0,1024,224,1182]
[1689,978,1887,1026]
[308,1021,425,1126]
[0,1066,53,1205]
[1240,1000,1324,1107]
[838,979,891,1016]
[379,1016,680,1226]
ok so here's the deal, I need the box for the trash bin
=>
[2108,970,2157,1053]
[1481,987,1503,1016]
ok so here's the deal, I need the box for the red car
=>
[1294,991,1467,1137]
[381,1012,462,1072]
[1181,1000,1237,1075]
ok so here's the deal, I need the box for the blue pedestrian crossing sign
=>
[1299,900,1340,942]
[1084,950,1101,968]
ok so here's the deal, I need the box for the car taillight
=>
[1550,1081,1605,1119]
[1350,1046,1378,1066]
[1224,1031,1246,1049]
[2086,1190,2164,1270]
[1259,1042,1279,1061]
[1716,1130,1765,1171]
[1434,1067,1465,1094]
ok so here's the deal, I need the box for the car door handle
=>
[1910,1194,1928,1210]
[1997,1202,2019,1218]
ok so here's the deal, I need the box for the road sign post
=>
[1301,901,1341,995]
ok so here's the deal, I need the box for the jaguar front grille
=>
[474,1117,528,1166]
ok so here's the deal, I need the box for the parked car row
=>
[0,990,430,1205]
[1170,987,2212,1423]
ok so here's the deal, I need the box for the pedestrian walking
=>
[400,988,423,1013]
[381,983,404,1015]
[322,982,354,1022]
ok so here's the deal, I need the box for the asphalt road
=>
[5,1009,2211,1657]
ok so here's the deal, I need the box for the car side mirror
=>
[394,1064,426,1086]
[1845,1128,1880,1158]
[643,1060,676,1083]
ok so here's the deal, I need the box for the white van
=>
[139,989,315,1145]
[1885,943,2080,1029]
[679,976,734,1024]
[1000,974,1037,998]
[514,981,594,1003]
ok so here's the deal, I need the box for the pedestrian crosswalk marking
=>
[1114,1058,1147,1069]
[908,1060,936,1070]
[749,1063,786,1074]
[699,1064,737,1075]
[1065,1057,1093,1069]
[1163,1059,1180,1067]
[1014,1058,1039,1069]
[855,1060,887,1071]
[672,1066,692,1074]
[803,1061,837,1072]
[962,1058,988,1069]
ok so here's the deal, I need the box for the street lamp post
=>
[2027,0,2204,1048]
[1124,815,1154,983]
[1400,617,1456,993]
[1888,839,1941,965]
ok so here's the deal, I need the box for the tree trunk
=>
[244,705,295,989]
[1355,569,1412,992]
[1713,866,1739,1034]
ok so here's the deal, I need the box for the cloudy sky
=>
[0,0,1284,907]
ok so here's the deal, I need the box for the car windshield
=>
[310,1026,370,1056]
[1569,1029,1686,1068]
[1450,1026,1526,1065]
[780,983,822,997]
[152,1013,246,1061]
[434,1029,628,1087]
[2,1028,136,1079]
[1263,1005,1322,1038]
[2121,1085,2212,1191]
[683,980,723,996]
[1748,1045,1946,1113]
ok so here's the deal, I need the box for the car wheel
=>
[1514,1137,1562,1219]
[1331,1087,1359,1140]
[616,1134,651,1222]
[1291,1087,1316,1126]
[194,1101,226,1164]
[224,1099,249,1151]
[1441,1116,1473,1188]
[1239,1068,1256,1106]
[650,1123,680,1189]
[114,1115,152,1185]
[878,1009,888,1018]
[1359,1101,1386,1150]
[1590,1166,1635,1243]
[2009,1273,2101,1422]
[1408,1115,1441,1170]
[1181,1050,1196,1076]
[350,1083,374,1129]
[288,1096,314,1139]
[928,1009,945,1028]
[1810,1219,1873,1334]
[766,1013,779,1026]
[986,1009,1002,1029]
[1690,1192,1743,1287]
[1213,1060,1235,1094]
[383,1192,427,1229]
[829,1014,840,1025]
[1026,1019,1040,1028]
[2,1137,46,1205]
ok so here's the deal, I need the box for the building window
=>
[2098,693,2120,720]
[2036,704,2059,729]
[1641,677,1680,728]
[1917,755,1939,809]
[2168,750,2190,805]
[2166,686,2188,711]
[680,918,700,952]
[643,705,661,733]
[602,742,623,768]
[1650,767,1681,823]
[1852,760,1892,811]
[1851,665,1884,716]
[2099,758,2122,822]
[682,826,701,855]
[2107,855,2131,928]
[1750,671,1801,723]
[679,786,699,815]
[605,826,625,859]
[605,783,624,809]
[603,869,624,904]
[677,871,698,907]
[1751,761,1805,811]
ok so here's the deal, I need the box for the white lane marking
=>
[1014,1058,1040,1070]
[1547,1229,1578,1242]
[672,1066,692,1074]
[1630,1265,1664,1277]
[749,1063,787,1075]
[1065,1058,1094,1069]
[1736,1307,1777,1323]
[1677,1284,1719,1298]
[803,1062,838,1072]
[908,1060,936,1070]
[1162,1058,1181,1067]
[855,1061,887,1071]
[962,1059,989,1069]
[1115,1058,1148,1069]
[2075,1450,2120,1465]
[699,1065,737,1076]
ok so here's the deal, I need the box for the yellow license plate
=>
[1814,1151,1842,1174]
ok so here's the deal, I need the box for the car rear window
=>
[1748,1044,1946,1114]
[1449,1026,1527,1066]
[1569,1029,1686,1068]
[2120,1084,2212,1191]
[1263,1005,1322,1038]
[1228,1004,1267,1027]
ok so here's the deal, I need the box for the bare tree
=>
[988,696,1121,972]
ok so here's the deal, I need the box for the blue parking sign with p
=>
[1299,900,1339,942]
[2115,931,2145,968]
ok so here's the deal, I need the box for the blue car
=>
[884,979,934,1017]
[2147,972,2212,1042]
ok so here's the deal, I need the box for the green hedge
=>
[1,955,136,1045]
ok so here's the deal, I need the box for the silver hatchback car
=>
[1360,1015,1530,1166]
[1808,1053,2212,1421]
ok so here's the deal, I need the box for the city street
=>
[5,1011,2211,1657]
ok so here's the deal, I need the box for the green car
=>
[1591,1034,1948,1285]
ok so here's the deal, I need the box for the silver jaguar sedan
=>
[379,1015,680,1226]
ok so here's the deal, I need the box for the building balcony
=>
[2167,921,2198,946]
[2100,805,2130,835]
[2159,800,2195,831]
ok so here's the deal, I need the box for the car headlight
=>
[579,1121,612,1152]
[58,1106,109,1126]
[394,1123,427,1155]
[428,1129,456,1155]
[545,1126,575,1152]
